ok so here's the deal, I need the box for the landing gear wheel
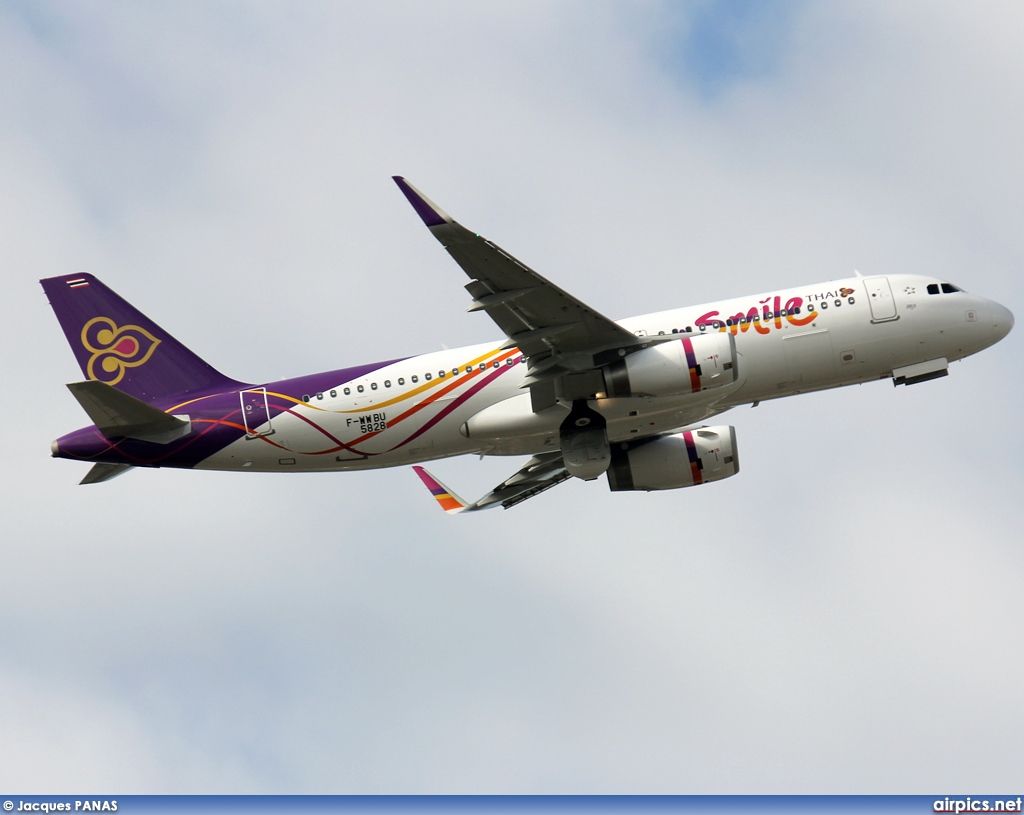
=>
[559,400,611,480]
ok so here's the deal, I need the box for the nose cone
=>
[988,300,1014,343]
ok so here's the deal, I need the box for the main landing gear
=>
[559,400,611,481]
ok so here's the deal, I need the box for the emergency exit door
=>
[864,277,898,322]
[240,388,274,438]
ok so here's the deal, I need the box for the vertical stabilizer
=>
[40,273,243,403]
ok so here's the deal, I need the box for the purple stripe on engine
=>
[682,430,700,465]
[681,336,697,370]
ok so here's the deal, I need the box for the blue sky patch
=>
[655,0,798,99]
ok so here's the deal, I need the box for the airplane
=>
[42,177,1014,512]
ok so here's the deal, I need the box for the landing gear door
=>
[240,388,274,438]
[864,277,898,322]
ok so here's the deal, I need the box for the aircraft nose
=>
[988,300,1014,341]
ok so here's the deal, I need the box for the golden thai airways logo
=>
[81,317,161,385]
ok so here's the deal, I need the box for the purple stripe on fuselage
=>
[53,358,406,468]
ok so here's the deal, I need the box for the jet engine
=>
[603,333,736,397]
[606,426,739,492]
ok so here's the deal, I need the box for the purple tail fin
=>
[41,273,243,402]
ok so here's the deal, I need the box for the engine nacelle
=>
[606,426,739,492]
[604,333,736,398]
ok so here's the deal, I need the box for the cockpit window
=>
[927,282,963,295]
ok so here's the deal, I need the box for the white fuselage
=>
[195,274,1011,474]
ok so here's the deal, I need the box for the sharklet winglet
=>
[392,177,453,228]
[412,465,468,515]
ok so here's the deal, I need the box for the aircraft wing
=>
[413,452,571,513]
[394,177,645,408]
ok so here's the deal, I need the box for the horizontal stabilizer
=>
[80,462,135,485]
[67,380,191,444]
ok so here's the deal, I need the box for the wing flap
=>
[413,452,571,514]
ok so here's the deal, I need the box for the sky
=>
[1,0,1022,794]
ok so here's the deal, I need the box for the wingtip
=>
[392,177,451,228]
[412,465,467,514]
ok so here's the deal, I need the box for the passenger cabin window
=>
[425,373,432,380]
[371,382,378,390]
[412,375,419,383]
[357,385,364,393]
[398,377,405,385]
[330,389,337,398]
[344,387,351,395]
